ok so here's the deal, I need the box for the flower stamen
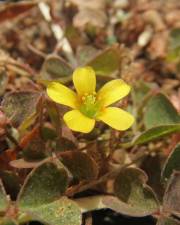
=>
[80,93,100,118]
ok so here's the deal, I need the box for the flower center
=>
[79,92,101,118]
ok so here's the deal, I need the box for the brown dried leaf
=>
[73,8,107,29]
[70,0,107,29]
[0,2,36,23]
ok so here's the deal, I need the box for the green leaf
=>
[162,144,180,181]
[0,180,9,213]
[132,81,152,106]
[24,197,81,225]
[169,28,180,50]
[0,68,8,96]
[111,168,159,217]
[167,47,180,63]
[167,28,180,63]
[1,91,40,127]
[163,171,180,217]
[76,45,98,66]
[144,93,180,129]
[132,124,180,145]
[18,160,68,209]
[60,151,98,181]
[41,55,73,81]
[157,217,180,225]
[86,46,122,76]
[130,93,180,145]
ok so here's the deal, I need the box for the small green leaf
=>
[167,28,180,63]
[24,197,82,225]
[162,144,180,181]
[60,151,98,181]
[169,28,180,50]
[0,180,9,213]
[144,93,180,129]
[87,46,122,76]
[0,68,8,96]
[131,93,180,145]
[76,45,98,66]
[163,171,180,217]
[41,55,73,81]
[1,91,40,127]
[132,81,152,106]
[18,160,68,209]
[167,47,180,63]
[112,168,159,217]
[133,124,180,145]
[157,217,180,225]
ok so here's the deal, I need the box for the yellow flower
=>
[47,67,134,133]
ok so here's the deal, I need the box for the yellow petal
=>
[97,79,131,107]
[73,67,96,96]
[63,110,95,133]
[47,82,78,109]
[97,107,134,130]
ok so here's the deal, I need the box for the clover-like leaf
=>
[132,81,152,106]
[40,55,73,81]
[144,93,180,129]
[24,197,81,225]
[76,45,98,66]
[1,91,40,127]
[60,151,98,181]
[17,160,68,209]
[86,46,122,76]
[163,171,180,218]
[0,180,9,213]
[107,168,159,217]
[162,144,180,181]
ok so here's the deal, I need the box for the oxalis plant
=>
[0,45,180,225]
